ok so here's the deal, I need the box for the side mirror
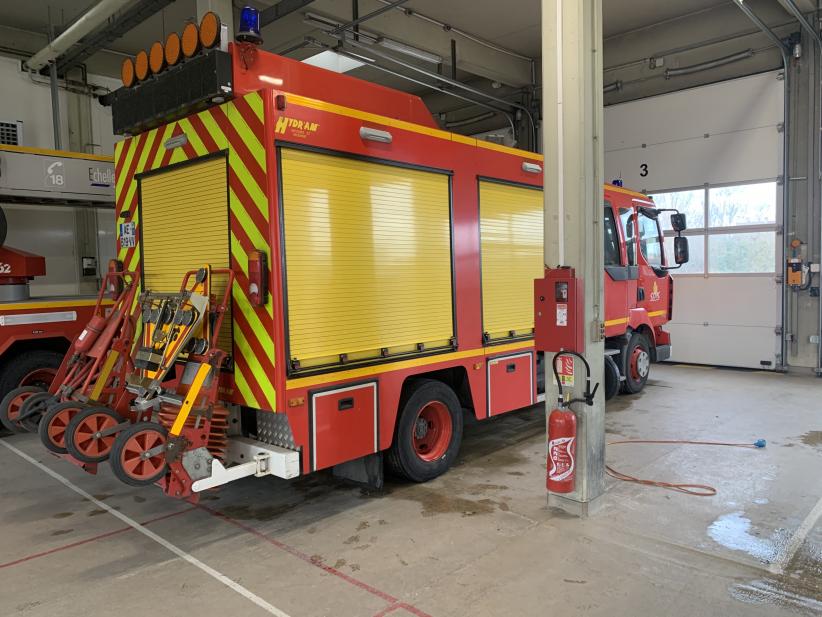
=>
[670,213,687,232]
[674,236,689,265]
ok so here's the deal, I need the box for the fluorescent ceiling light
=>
[379,38,442,64]
[302,50,365,73]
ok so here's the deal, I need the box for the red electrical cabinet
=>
[534,267,585,354]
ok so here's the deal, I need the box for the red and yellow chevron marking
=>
[114,92,276,411]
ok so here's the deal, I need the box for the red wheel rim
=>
[630,346,650,381]
[73,412,120,458]
[20,368,57,389]
[120,429,166,480]
[7,392,34,422]
[412,401,452,462]
[47,406,83,448]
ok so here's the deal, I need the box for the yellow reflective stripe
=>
[179,117,208,156]
[232,279,275,359]
[170,363,212,435]
[229,156,268,220]
[605,317,628,327]
[233,363,260,408]
[148,124,173,170]
[115,138,137,195]
[647,310,667,318]
[286,341,536,390]
[196,109,229,150]
[89,350,120,400]
[0,298,104,311]
[233,322,276,403]
[229,192,267,249]
[228,106,266,171]
[245,91,264,124]
[0,144,111,161]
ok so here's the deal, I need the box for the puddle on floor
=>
[800,431,822,448]
[730,578,822,616]
[707,511,789,564]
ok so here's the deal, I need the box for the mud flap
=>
[333,452,384,490]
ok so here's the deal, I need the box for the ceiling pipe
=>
[664,49,754,78]
[731,0,792,371]
[333,34,538,148]
[306,38,518,140]
[25,0,133,72]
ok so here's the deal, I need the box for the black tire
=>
[387,379,463,483]
[110,422,169,487]
[621,332,651,394]
[18,392,56,432]
[0,349,63,401]
[0,386,41,433]
[66,406,125,464]
[603,354,620,401]
[38,401,86,454]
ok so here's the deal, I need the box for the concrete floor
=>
[1,364,821,617]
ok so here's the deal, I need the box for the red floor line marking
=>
[371,602,402,617]
[0,506,196,570]
[199,505,434,617]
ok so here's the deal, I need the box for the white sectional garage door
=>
[604,72,783,369]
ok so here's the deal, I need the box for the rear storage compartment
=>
[279,147,455,374]
[138,155,233,352]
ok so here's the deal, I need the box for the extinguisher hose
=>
[551,350,599,407]
[605,438,766,497]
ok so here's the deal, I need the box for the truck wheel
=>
[110,422,169,486]
[621,332,650,394]
[0,350,64,401]
[0,386,41,433]
[603,355,620,401]
[39,402,86,454]
[386,379,463,483]
[66,406,125,463]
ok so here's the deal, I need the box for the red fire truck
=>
[39,12,685,495]
[0,146,115,415]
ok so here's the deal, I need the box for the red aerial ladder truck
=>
[24,9,685,498]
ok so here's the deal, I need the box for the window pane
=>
[638,213,663,267]
[664,234,704,274]
[619,208,636,265]
[649,189,705,230]
[708,182,776,227]
[603,206,621,266]
[708,232,775,273]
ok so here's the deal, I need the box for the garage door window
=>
[651,180,778,276]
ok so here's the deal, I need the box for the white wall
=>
[0,55,119,155]
[605,71,782,191]
[605,72,783,369]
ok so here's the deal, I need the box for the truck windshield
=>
[638,211,663,267]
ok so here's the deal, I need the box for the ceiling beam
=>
[55,0,175,76]
[260,0,317,28]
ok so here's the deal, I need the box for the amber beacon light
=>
[149,41,166,74]
[120,57,135,87]
[181,22,201,58]
[199,11,221,48]
[165,32,182,66]
[134,50,149,81]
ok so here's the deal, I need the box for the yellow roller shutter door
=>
[280,148,454,371]
[479,180,543,341]
[139,156,232,351]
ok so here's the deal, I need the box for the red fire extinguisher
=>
[547,351,598,494]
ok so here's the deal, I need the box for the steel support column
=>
[541,0,605,516]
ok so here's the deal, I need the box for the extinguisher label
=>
[556,303,568,327]
[555,356,574,386]
[548,436,576,481]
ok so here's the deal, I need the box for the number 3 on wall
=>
[640,163,648,177]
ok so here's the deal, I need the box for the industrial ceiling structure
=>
[0,0,814,141]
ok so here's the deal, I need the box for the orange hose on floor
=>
[605,439,764,497]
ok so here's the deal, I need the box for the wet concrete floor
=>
[0,364,820,616]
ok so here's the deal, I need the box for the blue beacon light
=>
[237,6,263,44]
